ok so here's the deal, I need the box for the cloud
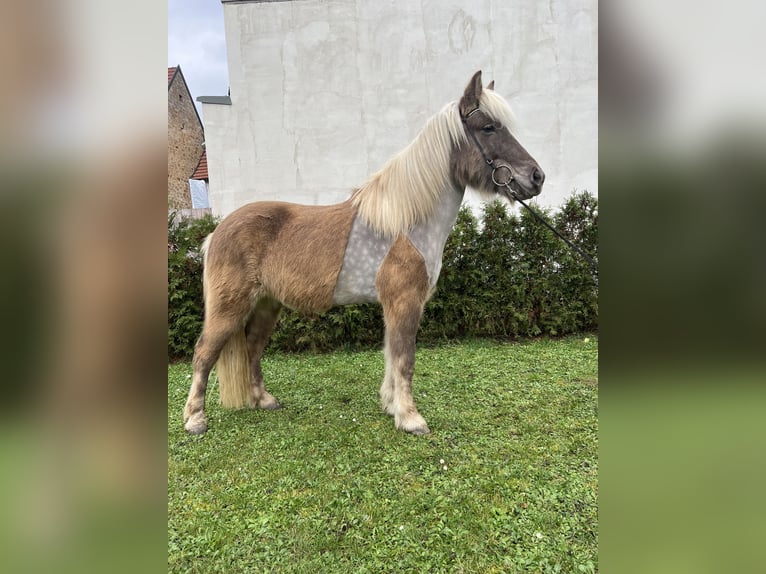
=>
[168,0,229,114]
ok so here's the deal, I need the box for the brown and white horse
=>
[183,71,544,436]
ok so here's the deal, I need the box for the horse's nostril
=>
[531,168,545,186]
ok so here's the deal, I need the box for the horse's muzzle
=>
[505,177,542,201]
[493,162,543,200]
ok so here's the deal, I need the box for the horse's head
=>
[453,70,545,201]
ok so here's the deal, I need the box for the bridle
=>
[461,107,517,190]
[461,106,598,271]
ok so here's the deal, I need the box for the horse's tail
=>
[201,232,254,409]
[199,232,214,308]
[216,328,253,408]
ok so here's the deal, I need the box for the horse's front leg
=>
[376,236,432,436]
[382,306,430,435]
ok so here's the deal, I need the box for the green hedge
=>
[168,191,597,360]
[168,212,219,360]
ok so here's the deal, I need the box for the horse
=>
[183,71,544,436]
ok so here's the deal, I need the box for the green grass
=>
[168,336,598,573]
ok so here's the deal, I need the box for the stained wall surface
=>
[203,0,597,216]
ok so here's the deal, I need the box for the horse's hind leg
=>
[183,312,243,434]
[245,297,283,410]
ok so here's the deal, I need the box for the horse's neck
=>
[407,183,465,287]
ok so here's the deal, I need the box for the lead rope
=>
[505,186,598,272]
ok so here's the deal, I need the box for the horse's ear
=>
[460,70,483,115]
[487,80,495,90]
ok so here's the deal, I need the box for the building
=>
[199,0,597,217]
[168,65,205,210]
[189,149,211,210]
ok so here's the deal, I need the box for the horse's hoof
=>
[261,401,282,411]
[396,414,431,436]
[258,393,282,410]
[184,413,208,435]
[408,425,431,436]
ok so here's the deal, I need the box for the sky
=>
[167,0,229,117]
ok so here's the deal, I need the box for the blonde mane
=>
[351,89,516,237]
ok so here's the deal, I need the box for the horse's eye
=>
[481,124,496,134]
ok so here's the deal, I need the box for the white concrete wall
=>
[203,0,597,217]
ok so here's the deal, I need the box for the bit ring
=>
[491,165,514,187]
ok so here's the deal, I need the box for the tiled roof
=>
[168,66,177,85]
[192,150,208,180]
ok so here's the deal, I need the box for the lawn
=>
[168,336,598,573]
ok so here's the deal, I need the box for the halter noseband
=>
[461,107,515,187]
